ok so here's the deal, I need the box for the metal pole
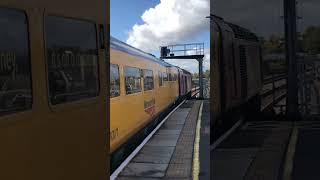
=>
[284,0,299,121]
[198,58,204,99]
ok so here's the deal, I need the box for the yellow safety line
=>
[193,101,203,180]
[283,125,299,180]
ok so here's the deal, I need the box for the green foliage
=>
[302,26,320,54]
[204,70,210,79]
[192,70,210,79]
[262,34,284,54]
[193,73,199,79]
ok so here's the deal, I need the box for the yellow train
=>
[0,2,109,180]
[110,37,192,170]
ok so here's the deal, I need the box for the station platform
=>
[211,120,292,180]
[212,119,320,180]
[115,99,210,180]
[287,121,320,180]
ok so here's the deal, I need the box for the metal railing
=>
[261,73,287,111]
[161,43,205,57]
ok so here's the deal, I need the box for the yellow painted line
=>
[283,126,299,180]
[193,101,203,180]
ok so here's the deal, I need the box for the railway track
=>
[263,73,286,84]
[191,81,210,99]
[261,74,287,110]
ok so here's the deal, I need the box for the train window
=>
[143,69,154,91]
[168,73,172,81]
[172,74,177,81]
[159,71,163,86]
[162,72,168,81]
[0,8,32,116]
[125,66,141,94]
[110,64,120,97]
[45,16,99,105]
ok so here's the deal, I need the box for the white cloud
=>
[126,0,210,52]
[203,49,210,70]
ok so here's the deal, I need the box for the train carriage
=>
[0,1,109,180]
[178,67,192,97]
[110,37,192,171]
[211,15,262,127]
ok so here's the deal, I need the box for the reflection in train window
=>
[125,66,141,95]
[163,72,168,81]
[0,8,32,116]
[143,69,154,91]
[172,73,177,81]
[45,16,99,105]
[110,64,120,97]
[168,73,172,81]
[159,71,163,86]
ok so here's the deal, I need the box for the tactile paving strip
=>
[165,100,201,179]
[117,100,200,180]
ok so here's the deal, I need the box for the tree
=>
[204,70,210,79]
[262,34,284,54]
[302,26,320,54]
[192,73,199,79]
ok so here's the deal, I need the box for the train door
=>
[178,70,182,96]
[41,6,108,180]
[184,75,188,95]
[0,3,108,180]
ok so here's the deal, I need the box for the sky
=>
[212,0,320,39]
[111,0,210,73]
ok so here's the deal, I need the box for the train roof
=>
[182,69,192,75]
[110,36,193,75]
[110,36,171,67]
[225,22,259,42]
[212,16,259,42]
[175,66,192,75]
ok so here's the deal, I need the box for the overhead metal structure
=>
[160,43,205,99]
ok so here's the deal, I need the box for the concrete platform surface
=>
[211,121,291,180]
[117,100,204,180]
[291,121,320,180]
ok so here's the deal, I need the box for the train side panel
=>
[187,74,192,93]
[0,2,108,180]
[167,66,179,102]
[211,17,262,126]
[218,28,239,112]
[178,69,184,96]
[110,49,176,153]
[212,20,222,125]
[245,42,262,99]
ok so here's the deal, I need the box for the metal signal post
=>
[160,43,205,99]
[284,0,299,121]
